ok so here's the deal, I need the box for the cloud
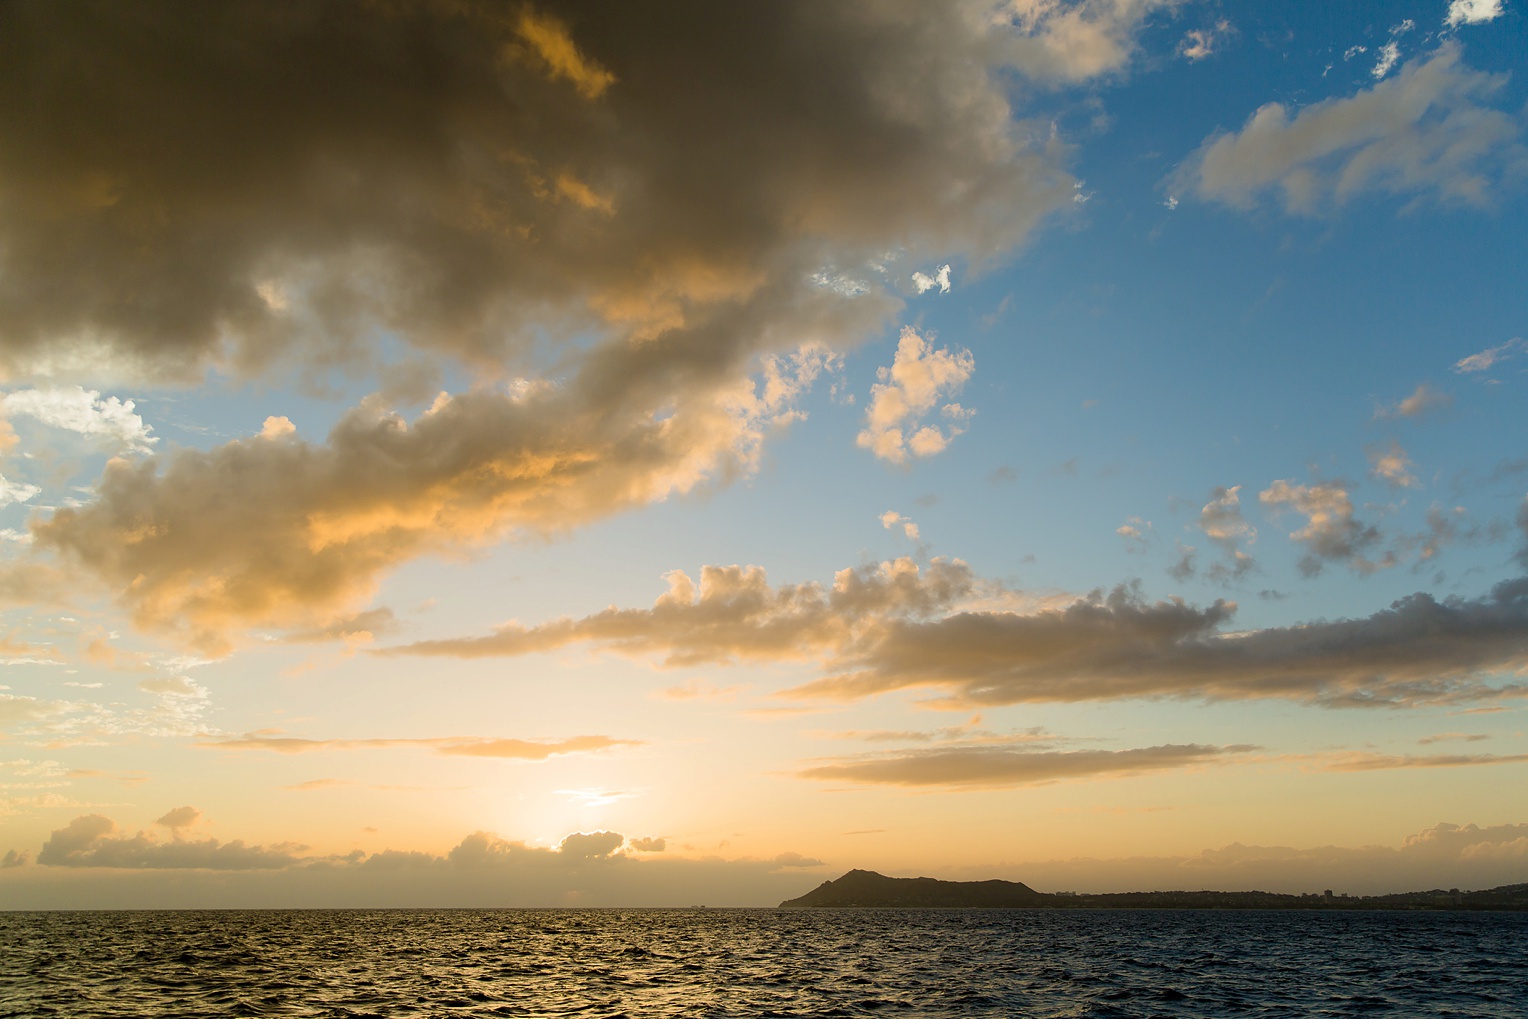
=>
[1417,732,1489,745]
[1179,44,1526,214]
[880,510,921,542]
[1259,479,1392,576]
[1446,0,1505,28]
[1517,496,1528,570]
[37,814,302,869]
[12,2,1091,651]
[1368,441,1419,489]
[0,676,214,745]
[387,556,980,667]
[911,264,952,295]
[137,676,206,698]
[13,815,827,907]
[1454,336,1525,374]
[32,377,834,653]
[1116,517,1151,552]
[998,0,1178,83]
[1315,750,1528,771]
[201,733,637,760]
[280,608,398,644]
[12,812,1528,904]
[1371,41,1402,80]
[1013,821,1528,896]
[557,830,625,859]
[154,806,202,830]
[856,327,975,464]
[1197,485,1256,580]
[0,473,40,509]
[0,387,156,452]
[794,578,1528,709]
[0,1,1071,384]
[0,693,78,732]
[512,7,616,100]
[1377,382,1452,418]
[1178,19,1232,61]
[798,742,1252,789]
[388,558,1528,711]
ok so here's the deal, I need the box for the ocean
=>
[3,907,1525,1017]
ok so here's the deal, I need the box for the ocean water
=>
[2,908,1525,1018]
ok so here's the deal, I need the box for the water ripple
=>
[2,908,1525,1018]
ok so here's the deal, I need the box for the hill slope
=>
[779,871,1528,910]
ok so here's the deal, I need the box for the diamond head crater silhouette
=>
[779,869,1528,911]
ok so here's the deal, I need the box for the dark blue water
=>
[2,908,1524,1017]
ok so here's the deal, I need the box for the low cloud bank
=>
[2,813,823,908]
[1004,822,1528,897]
[6,816,1522,906]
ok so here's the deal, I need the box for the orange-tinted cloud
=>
[201,732,638,760]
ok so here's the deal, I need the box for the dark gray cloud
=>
[798,743,1253,789]
[38,814,301,869]
[801,578,1528,708]
[16,814,829,908]
[10,1,1081,650]
[0,0,1071,383]
[389,556,1528,708]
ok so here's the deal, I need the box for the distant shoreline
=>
[779,869,1528,912]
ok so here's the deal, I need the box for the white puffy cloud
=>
[1180,44,1525,214]
[880,510,921,541]
[911,264,952,294]
[1372,41,1401,80]
[1,386,156,452]
[1446,0,1505,28]
[0,473,40,509]
[857,327,975,464]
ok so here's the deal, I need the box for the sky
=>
[2,0,1527,908]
